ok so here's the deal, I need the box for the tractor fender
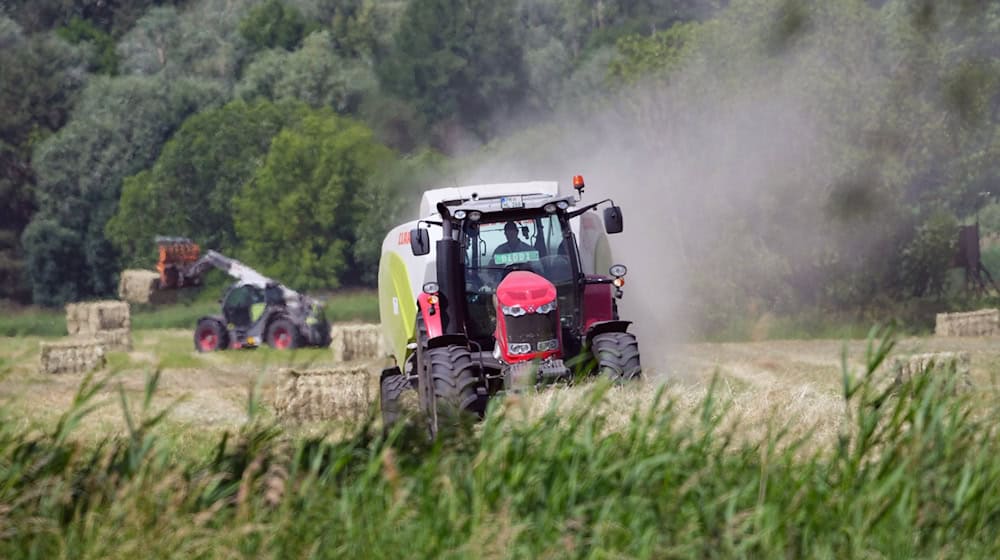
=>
[427,333,468,350]
[380,365,403,382]
[197,315,227,328]
[585,320,633,344]
[417,293,445,339]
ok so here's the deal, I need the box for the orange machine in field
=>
[155,237,201,289]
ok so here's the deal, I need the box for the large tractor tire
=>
[194,319,228,352]
[380,368,415,428]
[423,345,482,436]
[267,318,301,350]
[591,332,641,382]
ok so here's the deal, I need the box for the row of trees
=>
[3,0,1000,332]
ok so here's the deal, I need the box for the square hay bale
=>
[118,269,161,304]
[66,301,131,335]
[934,309,1000,337]
[891,352,972,392]
[273,366,374,423]
[330,323,385,362]
[39,339,106,374]
[95,328,133,352]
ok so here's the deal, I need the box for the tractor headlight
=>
[544,203,557,213]
[609,264,628,278]
[537,339,559,351]
[508,342,532,355]
[454,210,467,219]
[469,211,482,222]
[535,300,556,314]
[556,201,569,210]
[502,304,526,317]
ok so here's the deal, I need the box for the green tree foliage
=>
[2,0,190,35]
[0,19,88,301]
[117,1,256,84]
[24,76,222,305]
[239,0,311,52]
[236,31,376,113]
[107,99,309,267]
[234,111,394,289]
[378,0,529,142]
[55,16,119,74]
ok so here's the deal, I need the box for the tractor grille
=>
[505,311,560,348]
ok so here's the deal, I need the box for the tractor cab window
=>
[463,214,578,341]
[223,285,264,328]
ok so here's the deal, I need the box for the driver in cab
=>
[491,221,533,264]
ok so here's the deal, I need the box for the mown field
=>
[2,324,1000,556]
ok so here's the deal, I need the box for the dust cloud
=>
[449,15,879,375]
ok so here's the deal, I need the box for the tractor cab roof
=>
[419,181,562,218]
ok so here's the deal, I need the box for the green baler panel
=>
[378,251,417,363]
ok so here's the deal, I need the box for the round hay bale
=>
[273,367,373,423]
[118,270,160,304]
[39,339,106,374]
[330,324,385,362]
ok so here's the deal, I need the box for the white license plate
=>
[500,195,524,209]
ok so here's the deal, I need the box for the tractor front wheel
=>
[381,368,416,429]
[266,318,300,350]
[194,319,228,352]
[591,332,641,382]
[423,345,482,436]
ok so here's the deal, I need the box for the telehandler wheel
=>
[194,319,228,352]
[591,332,641,382]
[423,345,482,436]
[266,318,300,350]
[380,370,415,429]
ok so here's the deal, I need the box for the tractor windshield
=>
[462,214,578,341]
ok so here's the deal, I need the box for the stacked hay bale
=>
[39,339,106,374]
[118,269,165,304]
[66,301,133,351]
[934,309,1000,337]
[891,351,972,392]
[330,323,385,362]
[273,366,374,422]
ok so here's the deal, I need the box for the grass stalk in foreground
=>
[1,326,998,558]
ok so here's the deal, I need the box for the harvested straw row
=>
[273,367,373,423]
[330,324,385,363]
[935,309,1000,337]
[39,339,106,374]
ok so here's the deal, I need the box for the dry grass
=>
[4,330,1000,451]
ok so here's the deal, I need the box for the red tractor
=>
[378,177,640,435]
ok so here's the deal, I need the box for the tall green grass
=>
[1,328,999,558]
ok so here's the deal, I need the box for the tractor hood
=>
[495,271,557,310]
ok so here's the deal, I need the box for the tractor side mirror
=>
[410,228,430,256]
[603,206,624,234]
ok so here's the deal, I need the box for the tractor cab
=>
[457,200,583,354]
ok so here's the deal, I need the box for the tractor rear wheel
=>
[266,318,300,350]
[194,319,228,352]
[591,332,641,382]
[423,345,482,436]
